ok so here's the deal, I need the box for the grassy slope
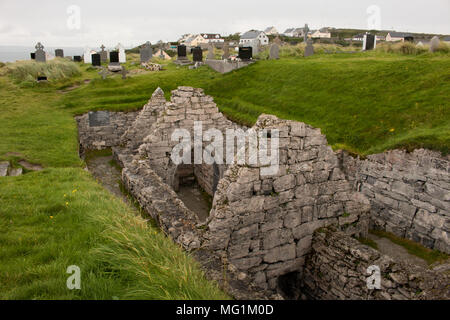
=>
[62,52,450,156]
[0,63,228,299]
[0,168,228,299]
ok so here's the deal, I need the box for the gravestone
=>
[89,111,110,127]
[98,68,108,80]
[100,45,108,62]
[55,49,64,58]
[207,43,215,60]
[83,47,92,64]
[30,53,35,60]
[273,36,282,46]
[110,51,119,63]
[222,43,230,59]
[239,47,252,60]
[92,53,101,66]
[192,47,203,62]
[37,76,48,81]
[35,42,46,63]
[304,39,314,57]
[74,56,82,62]
[121,66,129,79]
[175,45,191,65]
[116,43,126,63]
[430,36,440,53]
[140,41,153,63]
[246,39,260,56]
[269,43,280,59]
[363,33,376,50]
[304,23,310,43]
[177,45,187,58]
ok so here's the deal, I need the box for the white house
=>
[311,28,331,39]
[283,27,306,38]
[264,26,279,36]
[386,32,413,42]
[201,33,224,43]
[240,30,269,46]
[182,34,209,47]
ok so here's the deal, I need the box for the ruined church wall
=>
[340,149,450,254]
[76,111,138,154]
[301,227,449,300]
[206,115,371,293]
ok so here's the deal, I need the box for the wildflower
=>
[65,202,69,206]
[64,194,67,198]
[389,128,395,132]
[50,216,54,219]
[72,189,78,193]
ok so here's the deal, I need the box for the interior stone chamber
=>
[76,86,449,300]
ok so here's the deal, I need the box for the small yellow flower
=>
[65,202,69,206]
[72,189,78,193]
[389,128,395,132]
[50,216,54,219]
[64,194,67,198]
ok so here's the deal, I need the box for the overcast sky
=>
[0,0,449,48]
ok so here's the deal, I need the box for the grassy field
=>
[0,49,449,299]
[61,51,450,156]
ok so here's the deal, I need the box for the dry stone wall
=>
[340,149,450,254]
[136,86,242,195]
[76,111,138,155]
[301,227,449,300]
[205,114,371,293]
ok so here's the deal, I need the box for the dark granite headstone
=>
[74,56,82,62]
[239,47,252,60]
[177,45,187,57]
[55,49,64,58]
[89,111,110,127]
[37,76,47,81]
[363,34,376,50]
[31,53,36,60]
[110,51,119,63]
[92,53,101,66]
[192,47,203,62]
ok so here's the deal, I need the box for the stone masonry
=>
[76,111,138,156]
[340,149,450,254]
[205,114,371,292]
[76,87,449,299]
[301,227,449,300]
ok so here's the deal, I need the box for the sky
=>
[0,0,449,48]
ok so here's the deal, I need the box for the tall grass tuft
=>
[376,41,450,55]
[90,200,229,300]
[6,58,81,83]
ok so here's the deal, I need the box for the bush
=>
[0,62,5,68]
[6,58,81,83]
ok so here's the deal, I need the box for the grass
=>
[3,58,82,84]
[370,230,449,266]
[0,48,449,299]
[0,168,228,299]
[356,237,379,250]
[61,51,450,156]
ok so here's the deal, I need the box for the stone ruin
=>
[76,87,449,300]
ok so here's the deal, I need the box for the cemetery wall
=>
[300,227,449,300]
[205,114,371,293]
[339,149,450,254]
[76,111,138,155]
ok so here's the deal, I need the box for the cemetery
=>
[0,9,449,303]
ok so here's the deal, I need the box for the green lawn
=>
[0,50,449,299]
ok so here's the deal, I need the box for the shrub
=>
[6,58,81,83]
[0,62,5,68]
